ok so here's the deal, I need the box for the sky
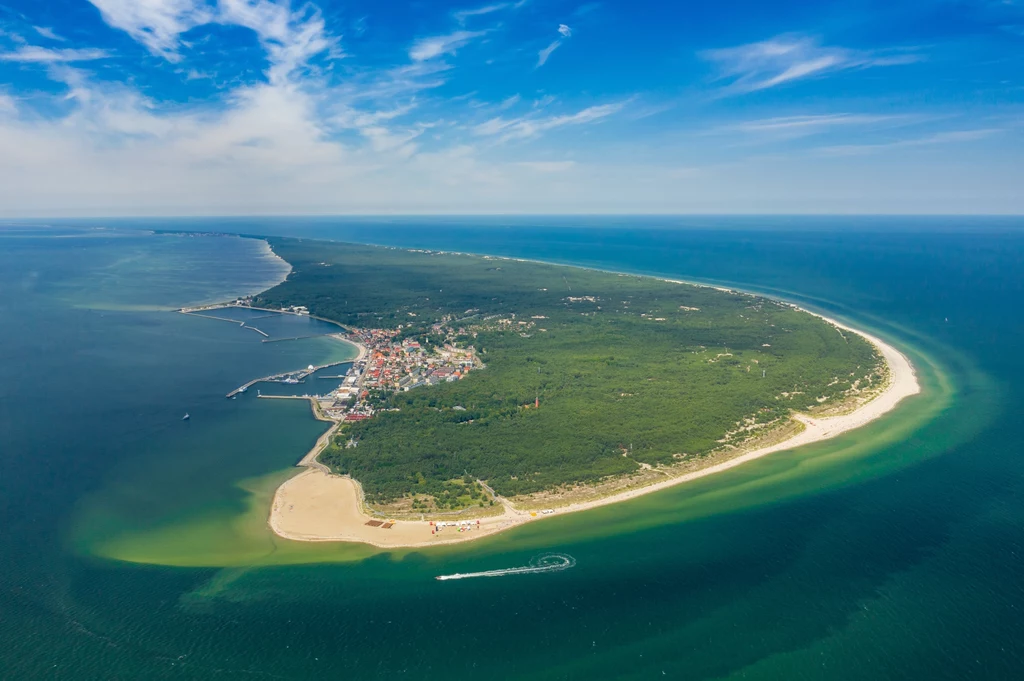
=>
[0,0,1022,216]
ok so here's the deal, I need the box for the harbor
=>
[225,360,353,398]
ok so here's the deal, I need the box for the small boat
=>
[182,413,190,421]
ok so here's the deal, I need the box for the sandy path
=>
[268,313,920,548]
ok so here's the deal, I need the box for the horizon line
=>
[2,213,1024,221]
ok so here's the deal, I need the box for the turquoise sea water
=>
[0,218,1022,679]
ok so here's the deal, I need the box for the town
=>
[202,298,488,427]
[320,321,483,423]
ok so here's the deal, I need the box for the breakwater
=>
[225,360,351,398]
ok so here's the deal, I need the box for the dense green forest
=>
[257,238,883,504]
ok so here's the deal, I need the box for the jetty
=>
[225,360,351,398]
[261,333,331,344]
[178,303,354,334]
[179,309,270,337]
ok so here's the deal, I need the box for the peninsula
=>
[254,238,919,547]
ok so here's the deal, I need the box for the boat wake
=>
[436,553,576,581]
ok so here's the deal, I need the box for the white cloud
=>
[498,94,521,109]
[537,40,561,67]
[700,35,922,93]
[0,46,109,63]
[87,0,213,62]
[32,26,65,41]
[473,117,516,136]
[819,128,1001,155]
[359,125,426,156]
[87,0,339,78]
[331,102,429,156]
[409,30,487,61]
[474,101,626,141]
[218,0,340,83]
[729,114,900,133]
[454,3,509,23]
[4,2,1010,216]
[340,62,452,104]
[537,24,572,67]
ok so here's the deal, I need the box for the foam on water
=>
[436,553,577,581]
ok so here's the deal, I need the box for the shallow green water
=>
[1,219,1021,679]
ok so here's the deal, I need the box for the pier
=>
[180,309,269,337]
[261,333,331,343]
[225,360,352,398]
[183,311,245,324]
[178,303,354,334]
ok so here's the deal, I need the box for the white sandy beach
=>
[268,309,920,548]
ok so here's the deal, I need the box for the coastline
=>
[268,302,920,548]
[260,340,368,474]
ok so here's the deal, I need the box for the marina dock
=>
[225,360,352,398]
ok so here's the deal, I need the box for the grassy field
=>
[257,238,883,508]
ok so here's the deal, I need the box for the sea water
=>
[0,218,1022,680]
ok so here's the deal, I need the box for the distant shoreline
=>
[260,242,921,548]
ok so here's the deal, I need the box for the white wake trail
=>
[436,553,576,581]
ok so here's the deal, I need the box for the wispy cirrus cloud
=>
[537,40,561,67]
[409,29,487,61]
[453,3,509,24]
[87,0,213,62]
[700,35,922,93]
[218,0,340,83]
[715,113,924,142]
[32,26,65,41]
[728,114,903,133]
[88,0,339,79]
[0,46,109,63]
[537,24,572,67]
[474,101,626,141]
[498,94,521,110]
[818,128,1001,155]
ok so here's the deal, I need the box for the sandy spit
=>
[267,311,920,549]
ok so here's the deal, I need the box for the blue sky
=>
[0,0,1021,215]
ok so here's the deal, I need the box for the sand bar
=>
[268,309,920,549]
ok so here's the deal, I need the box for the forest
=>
[257,238,884,504]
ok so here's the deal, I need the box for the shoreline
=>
[268,301,920,548]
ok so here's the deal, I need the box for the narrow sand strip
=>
[269,314,920,548]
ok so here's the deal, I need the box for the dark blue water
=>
[1,217,1022,680]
